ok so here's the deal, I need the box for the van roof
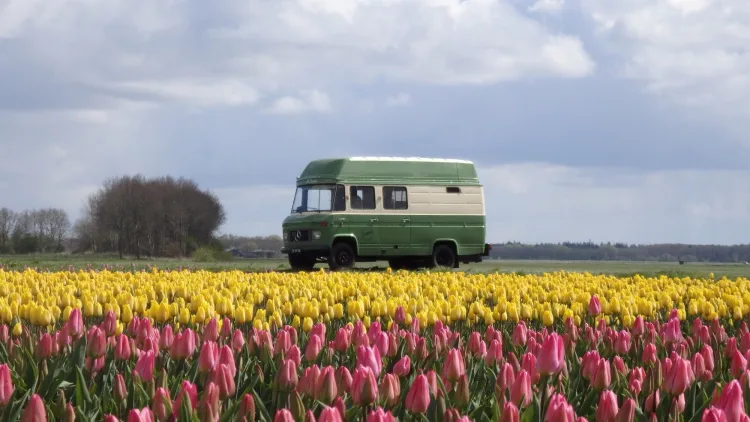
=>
[297,157,480,186]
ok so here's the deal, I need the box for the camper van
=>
[280,157,491,270]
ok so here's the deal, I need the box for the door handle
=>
[370,218,378,222]
[402,218,410,223]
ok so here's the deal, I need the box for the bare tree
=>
[0,208,16,251]
[82,174,226,258]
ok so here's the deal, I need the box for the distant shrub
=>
[192,246,233,263]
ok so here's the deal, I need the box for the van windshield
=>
[291,184,346,213]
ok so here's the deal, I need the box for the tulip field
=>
[1,268,750,421]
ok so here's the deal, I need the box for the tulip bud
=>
[238,394,255,422]
[114,373,128,402]
[454,374,470,409]
[0,364,14,407]
[289,390,305,422]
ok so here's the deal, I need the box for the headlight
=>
[312,231,321,240]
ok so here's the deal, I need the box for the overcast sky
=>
[1,0,748,245]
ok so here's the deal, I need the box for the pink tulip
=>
[199,382,220,422]
[615,398,636,422]
[334,328,351,352]
[305,334,323,362]
[86,326,107,358]
[220,317,232,339]
[318,406,343,422]
[405,374,430,414]
[588,295,601,317]
[510,370,532,408]
[356,345,383,377]
[203,318,219,343]
[642,343,657,365]
[731,350,747,380]
[299,365,321,396]
[283,344,300,366]
[393,355,411,377]
[352,366,378,406]
[595,390,618,422]
[134,350,156,383]
[500,401,520,422]
[114,373,127,401]
[22,394,47,422]
[274,409,295,422]
[715,380,743,422]
[103,415,119,422]
[592,358,612,390]
[277,359,298,392]
[614,331,631,354]
[316,365,339,404]
[664,356,692,396]
[175,329,197,359]
[217,345,236,378]
[443,348,466,383]
[275,330,292,356]
[198,341,219,373]
[66,308,83,339]
[159,325,174,351]
[173,381,198,414]
[378,373,400,408]
[485,339,503,366]
[152,388,172,422]
[115,334,131,361]
[211,363,236,400]
[701,407,728,422]
[35,333,54,360]
[231,329,245,352]
[127,408,154,422]
[536,333,565,376]
[368,407,397,422]
[512,322,528,346]
[102,311,117,337]
[545,394,576,421]
[0,364,14,407]
[335,366,353,394]
[394,307,406,326]
[239,394,255,421]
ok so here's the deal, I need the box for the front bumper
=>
[281,245,331,257]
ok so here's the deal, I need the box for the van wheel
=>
[431,244,456,270]
[288,254,316,271]
[329,242,356,271]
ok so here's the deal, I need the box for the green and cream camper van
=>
[280,157,491,271]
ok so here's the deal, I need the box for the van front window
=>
[291,184,346,213]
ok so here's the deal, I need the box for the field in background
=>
[1,253,749,278]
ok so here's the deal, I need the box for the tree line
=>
[0,207,71,254]
[489,241,750,263]
[74,175,226,258]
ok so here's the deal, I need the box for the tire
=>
[328,242,356,271]
[288,254,316,271]
[430,244,456,270]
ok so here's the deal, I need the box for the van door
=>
[347,185,379,255]
[378,186,410,255]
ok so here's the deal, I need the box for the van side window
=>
[383,187,408,210]
[446,187,461,193]
[350,186,376,210]
[333,184,346,211]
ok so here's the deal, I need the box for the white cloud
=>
[529,0,565,14]
[581,0,750,128]
[0,0,595,109]
[267,90,332,114]
[478,163,750,244]
[385,93,411,107]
